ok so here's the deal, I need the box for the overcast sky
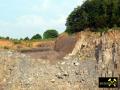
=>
[0,0,84,38]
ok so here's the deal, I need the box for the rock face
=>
[69,30,120,77]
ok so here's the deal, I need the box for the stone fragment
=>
[63,71,69,77]
[61,62,65,65]
[56,73,63,79]
[51,79,55,83]
[73,62,79,66]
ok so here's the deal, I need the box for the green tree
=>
[31,34,42,40]
[5,37,10,40]
[0,36,5,39]
[65,0,120,34]
[43,29,59,39]
[24,37,29,40]
[20,38,23,41]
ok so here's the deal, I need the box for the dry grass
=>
[0,40,13,48]
[0,39,55,50]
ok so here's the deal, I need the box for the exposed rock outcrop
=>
[67,30,120,77]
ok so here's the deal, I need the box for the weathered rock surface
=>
[68,30,120,77]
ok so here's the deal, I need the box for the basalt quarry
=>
[0,30,120,90]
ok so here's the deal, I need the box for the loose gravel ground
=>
[0,50,119,90]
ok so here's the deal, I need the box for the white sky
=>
[0,0,84,38]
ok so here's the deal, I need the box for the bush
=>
[13,40,21,44]
[31,34,42,40]
[5,37,10,40]
[0,36,5,39]
[43,29,59,39]
[24,37,29,40]
[3,46,10,49]
[66,0,120,34]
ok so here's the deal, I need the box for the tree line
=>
[65,0,120,34]
[0,29,59,41]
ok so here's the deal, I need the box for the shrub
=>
[43,29,59,39]
[24,37,29,40]
[13,40,21,44]
[31,34,42,40]
[3,46,10,49]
